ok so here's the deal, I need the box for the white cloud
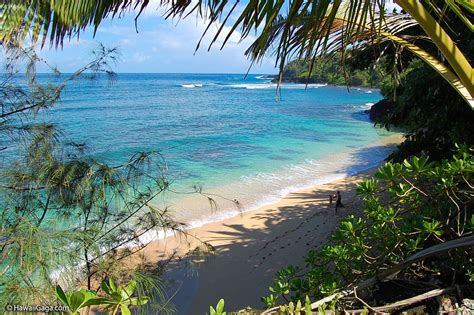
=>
[28,1,276,74]
[139,0,254,49]
[97,25,136,36]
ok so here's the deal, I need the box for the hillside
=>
[277,55,386,88]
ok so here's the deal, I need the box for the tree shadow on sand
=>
[148,143,397,313]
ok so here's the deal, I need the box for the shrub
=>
[262,145,473,310]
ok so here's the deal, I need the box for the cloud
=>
[97,25,136,36]
[4,0,402,74]
[26,2,276,74]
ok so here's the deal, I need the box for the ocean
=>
[39,73,397,232]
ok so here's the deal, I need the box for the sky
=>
[22,1,400,74]
[35,2,277,74]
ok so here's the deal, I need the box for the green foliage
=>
[0,46,178,309]
[4,0,472,108]
[268,295,312,315]
[209,299,226,315]
[376,50,474,161]
[263,147,473,310]
[56,278,148,315]
[370,6,474,159]
[380,75,395,100]
[281,53,388,88]
[55,286,107,314]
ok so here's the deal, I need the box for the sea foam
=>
[135,138,399,244]
[181,84,203,88]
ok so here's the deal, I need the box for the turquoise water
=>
[39,73,396,228]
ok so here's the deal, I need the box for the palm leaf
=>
[396,0,474,103]
[1,0,472,106]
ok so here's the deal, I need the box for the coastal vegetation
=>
[1,0,473,314]
[376,58,474,162]
[2,0,472,106]
[55,278,149,314]
[262,147,473,312]
[367,2,474,161]
[278,54,387,88]
[0,46,179,313]
[262,1,473,311]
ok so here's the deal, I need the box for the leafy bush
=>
[375,59,474,161]
[262,146,473,310]
[56,278,148,315]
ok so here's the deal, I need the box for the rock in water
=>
[366,99,396,122]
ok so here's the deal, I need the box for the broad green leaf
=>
[69,291,85,311]
[305,296,312,315]
[109,278,117,292]
[110,292,123,302]
[101,280,111,295]
[129,297,149,306]
[122,279,137,299]
[120,304,131,315]
[82,298,110,307]
[80,289,98,301]
[216,298,225,314]
[55,285,69,307]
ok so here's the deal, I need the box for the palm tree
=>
[395,0,472,106]
[0,1,472,105]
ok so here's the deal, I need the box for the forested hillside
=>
[279,54,387,88]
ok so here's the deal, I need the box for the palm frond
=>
[396,0,473,105]
[1,0,472,105]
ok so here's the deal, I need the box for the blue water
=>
[38,73,396,227]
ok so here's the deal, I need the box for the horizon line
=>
[25,72,277,75]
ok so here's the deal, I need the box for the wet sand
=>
[131,135,402,314]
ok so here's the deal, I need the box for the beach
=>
[34,73,400,313]
[4,5,469,314]
[131,135,403,314]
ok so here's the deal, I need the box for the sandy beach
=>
[131,135,403,314]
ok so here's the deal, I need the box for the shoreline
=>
[268,76,378,90]
[129,134,403,314]
[138,133,403,245]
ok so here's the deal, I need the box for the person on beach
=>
[329,193,336,205]
[335,191,344,213]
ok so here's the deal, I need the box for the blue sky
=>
[36,3,277,74]
[26,1,400,74]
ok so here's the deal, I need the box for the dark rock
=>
[366,98,396,122]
